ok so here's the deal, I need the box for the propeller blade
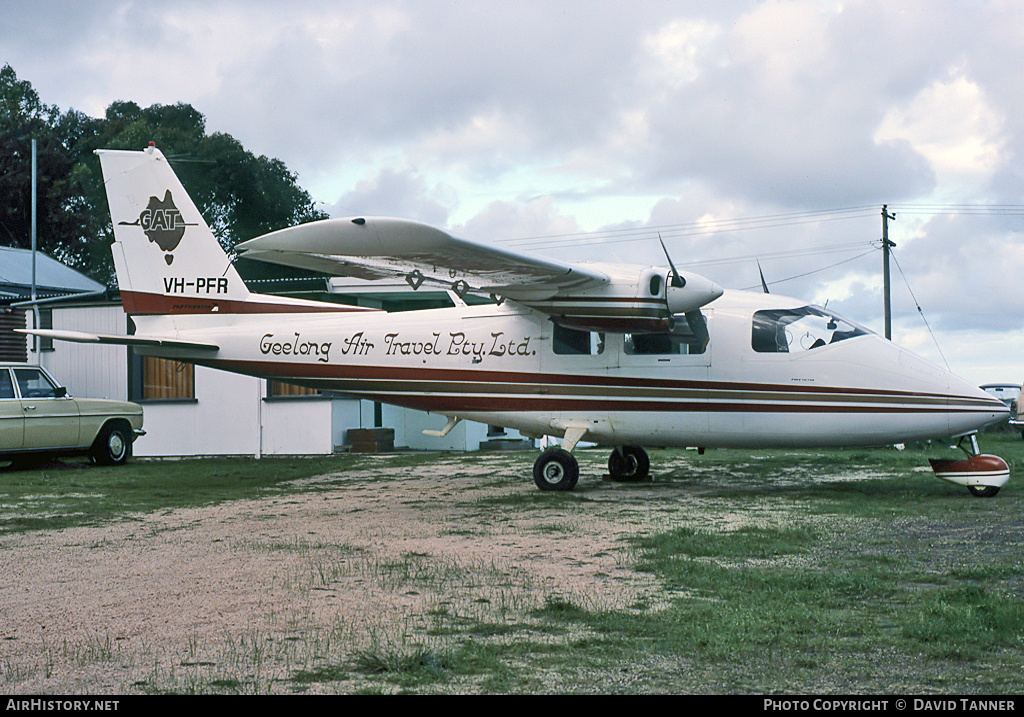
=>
[659,234,685,288]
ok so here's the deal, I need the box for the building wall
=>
[35,303,531,458]
[38,304,129,401]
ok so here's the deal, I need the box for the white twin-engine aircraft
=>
[31,145,1011,495]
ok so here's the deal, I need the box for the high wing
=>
[236,217,609,302]
[236,217,724,332]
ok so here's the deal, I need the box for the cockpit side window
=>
[751,306,867,353]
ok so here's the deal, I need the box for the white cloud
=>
[4,0,1024,380]
[641,18,721,90]
[875,69,1007,194]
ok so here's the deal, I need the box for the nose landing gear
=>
[929,434,1009,497]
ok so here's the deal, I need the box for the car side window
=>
[0,370,13,399]
[13,368,60,399]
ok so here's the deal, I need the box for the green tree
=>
[0,65,89,270]
[1,64,329,287]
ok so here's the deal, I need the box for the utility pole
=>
[31,138,39,358]
[881,204,896,340]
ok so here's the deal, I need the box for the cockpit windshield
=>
[751,306,869,353]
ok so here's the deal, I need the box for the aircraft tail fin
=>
[97,145,252,315]
[97,144,382,317]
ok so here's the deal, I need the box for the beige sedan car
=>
[0,364,144,466]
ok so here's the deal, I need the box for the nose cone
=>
[666,272,725,314]
[889,347,1008,441]
[946,374,1010,436]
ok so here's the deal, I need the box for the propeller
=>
[658,234,724,313]
[659,234,686,288]
[757,260,770,294]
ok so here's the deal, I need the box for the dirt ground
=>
[0,451,685,694]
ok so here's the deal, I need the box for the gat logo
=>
[119,190,197,265]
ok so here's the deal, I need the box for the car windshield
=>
[752,306,868,353]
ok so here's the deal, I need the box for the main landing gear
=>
[929,433,1009,498]
[532,440,651,491]
[607,445,650,482]
[533,447,579,491]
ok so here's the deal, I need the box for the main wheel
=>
[533,447,579,491]
[968,485,1000,498]
[91,422,132,466]
[608,446,650,482]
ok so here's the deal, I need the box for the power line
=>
[893,203,1024,215]
[738,246,880,292]
[492,202,1024,253]
[499,205,880,251]
[682,241,876,269]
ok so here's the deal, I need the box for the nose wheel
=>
[929,434,1009,497]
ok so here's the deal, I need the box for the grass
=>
[2,433,1024,693]
[0,454,358,534]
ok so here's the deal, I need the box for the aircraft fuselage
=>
[135,289,1006,452]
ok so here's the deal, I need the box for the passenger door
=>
[14,367,81,450]
[0,369,24,451]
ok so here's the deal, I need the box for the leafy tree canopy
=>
[0,64,328,286]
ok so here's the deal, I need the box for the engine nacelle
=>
[526,265,723,334]
[666,270,724,314]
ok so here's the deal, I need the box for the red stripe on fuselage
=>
[120,290,378,315]
[191,357,1001,415]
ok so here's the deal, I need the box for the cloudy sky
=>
[3,0,1024,384]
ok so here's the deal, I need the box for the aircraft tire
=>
[608,446,650,482]
[533,447,579,491]
[968,485,1000,498]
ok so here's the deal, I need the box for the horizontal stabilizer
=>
[17,328,219,352]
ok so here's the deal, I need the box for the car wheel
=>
[91,422,132,466]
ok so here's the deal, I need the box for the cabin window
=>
[751,306,867,353]
[625,311,708,356]
[553,324,605,355]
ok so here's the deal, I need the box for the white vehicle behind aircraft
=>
[27,145,1011,495]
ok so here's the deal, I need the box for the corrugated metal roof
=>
[0,246,105,299]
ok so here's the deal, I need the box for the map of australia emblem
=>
[119,190,196,265]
